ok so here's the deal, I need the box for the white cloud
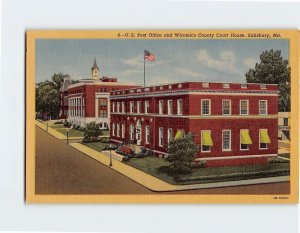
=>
[122,55,164,68]
[197,50,239,75]
[147,75,174,86]
[121,69,142,76]
[174,67,202,78]
[243,57,257,69]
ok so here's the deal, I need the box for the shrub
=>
[190,160,207,169]
[268,156,289,163]
[82,121,101,142]
[166,133,199,173]
[75,125,81,130]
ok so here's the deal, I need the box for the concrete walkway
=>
[70,142,290,192]
[35,120,83,140]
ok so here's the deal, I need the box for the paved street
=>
[35,126,290,195]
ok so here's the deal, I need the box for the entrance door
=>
[136,120,142,145]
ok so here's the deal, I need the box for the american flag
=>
[144,50,155,61]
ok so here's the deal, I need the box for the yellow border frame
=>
[26,30,299,204]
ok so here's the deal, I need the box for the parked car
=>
[116,145,135,158]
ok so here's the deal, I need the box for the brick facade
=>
[109,82,279,166]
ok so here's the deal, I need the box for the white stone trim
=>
[196,154,277,161]
[111,112,278,119]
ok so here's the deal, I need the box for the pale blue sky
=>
[35,39,289,86]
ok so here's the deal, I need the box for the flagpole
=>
[143,50,146,87]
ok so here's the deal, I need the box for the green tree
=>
[36,83,60,119]
[83,122,101,141]
[166,133,199,173]
[36,73,66,119]
[245,49,291,111]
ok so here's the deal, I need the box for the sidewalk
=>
[35,120,83,140]
[70,142,290,192]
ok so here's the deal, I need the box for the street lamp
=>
[67,128,69,144]
[109,144,113,166]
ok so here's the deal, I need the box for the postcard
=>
[26,30,299,203]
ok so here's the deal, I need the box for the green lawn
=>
[278,153,290,159]
[82,142,110,152]
[50,124,109,138]
[49,123,65,129]
[125,157,290,185]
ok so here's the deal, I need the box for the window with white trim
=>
[159,127,164,147]
[201,99,211,115]
[159,100,164,114]
[130,124,134,140]
[177,99,183,115]
[201,130,212,152]
[145,126,150,144]
[167,128,173,144]
[117,102,120,113]
[117,123,120,137]
[167,100,173,115]
[145,101,150,114]
[137,101,141,113]
[222,99,231,115]
[259,129,268,149]
[122,102,125,113]
[240,100,249,115]
[130,101,134,113]
[121,123,125,138]
[259,100,268,115]
[222,130,231,151]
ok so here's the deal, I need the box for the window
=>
[99,110,107,118]
[167,128,173,144]
[260,84,267,89]
[117,102,120,113]
[159,127,164,147]
[130,101,134,113]
[145,126,150,144]
[167,100,173,115]
[174,130,184,139]
[121,124,125,138]
[177,99,183,115]
[259,129,270,149]
[178,84,182,88]
[201,99,211,115]
[130,124,134,140]
[145,101,150,114]
[159,100,164,114]
[259,100,267,115]
[112,102,115,112]
[137,101,141,113]
[223,83,230,88]
[117,123,120,137]
[241,84,247,89]
[222,99,231,115]
[222,130,231,151]
[202,82,209,88]
[99,98,107,106]
[122,102,125,113]
[240,100,249,115]
[240,129,252,150]
[283,118,289,126]
[112,123,115,136]
[201,130,213,152]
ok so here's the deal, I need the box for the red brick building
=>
[59,59,139,129]
[109,81,279,166]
